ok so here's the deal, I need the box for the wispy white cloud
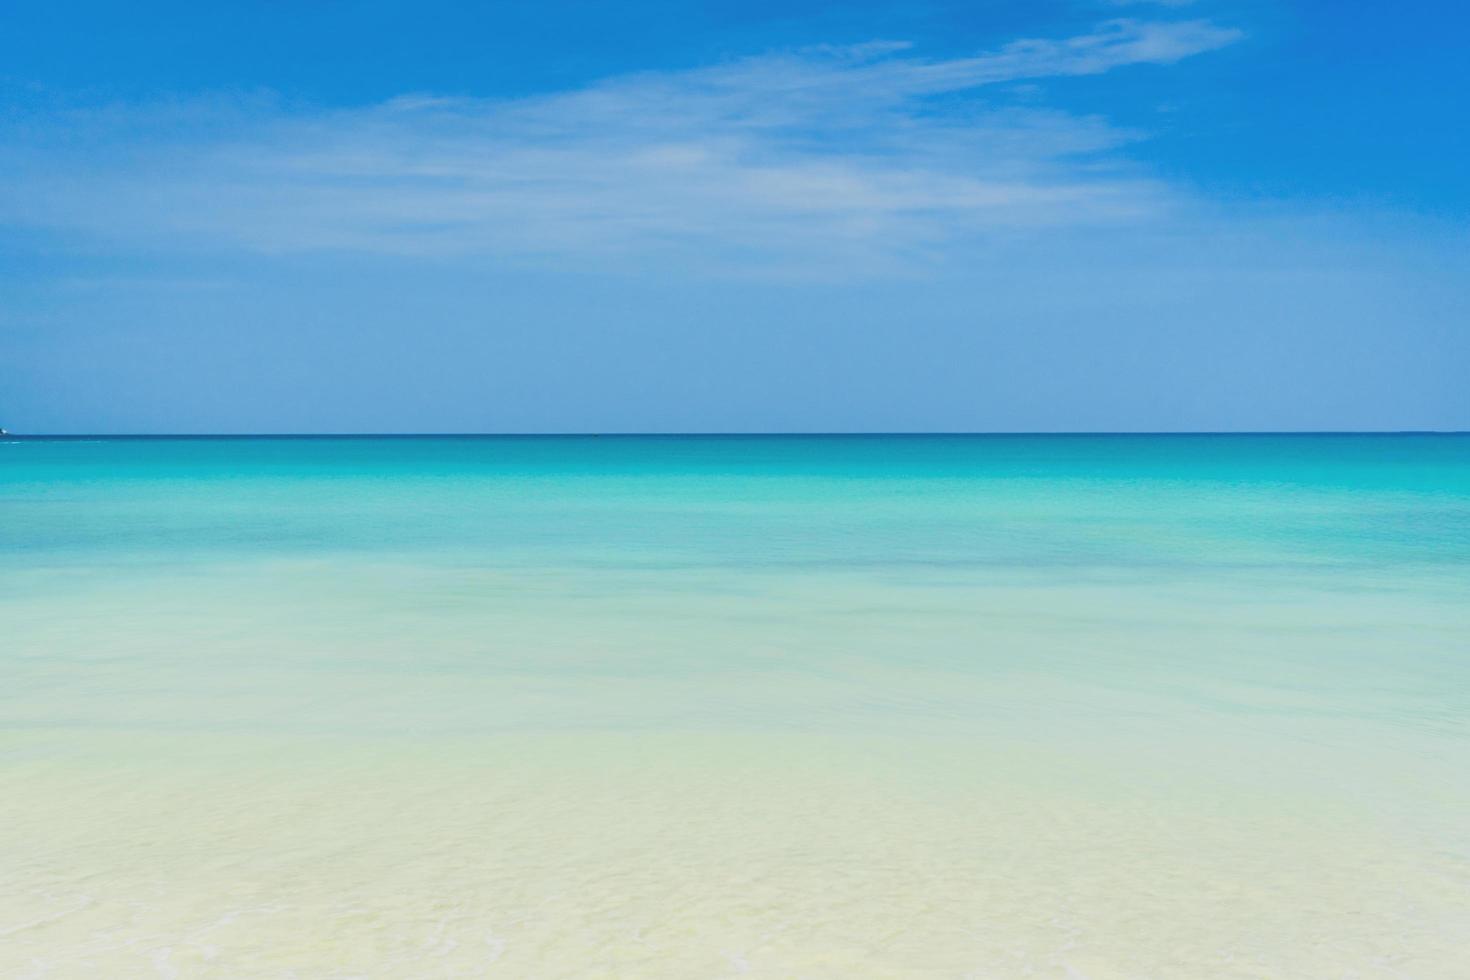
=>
[1,18,1241,274]
[1103,0,1199,8]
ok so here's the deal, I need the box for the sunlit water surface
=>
[3,435,1468,977]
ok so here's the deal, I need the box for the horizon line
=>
[6,431,1468,439]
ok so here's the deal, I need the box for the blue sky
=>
[2,0,1467,432]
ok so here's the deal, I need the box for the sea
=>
[2,434,1468,977]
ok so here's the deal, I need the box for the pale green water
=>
[2,435,1468,977]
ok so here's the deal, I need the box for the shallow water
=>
[3,435,1468,976]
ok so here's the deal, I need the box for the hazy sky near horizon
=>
[2,0,1467,432]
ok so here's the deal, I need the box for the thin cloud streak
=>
[1,19,1241,273]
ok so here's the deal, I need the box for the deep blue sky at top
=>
[6,0,1465,213]
[1,0,1468,432]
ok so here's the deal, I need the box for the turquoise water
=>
[3,435,1468,976]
